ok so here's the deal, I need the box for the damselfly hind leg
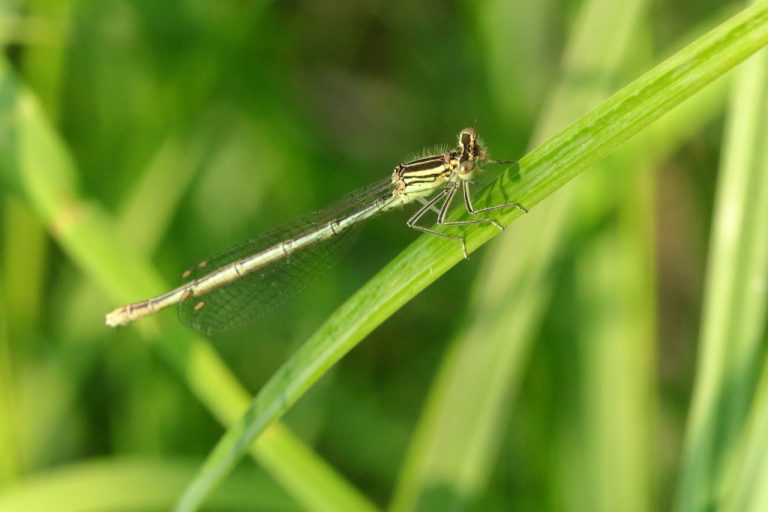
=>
[407,187,469,258]
[406,179,527,259]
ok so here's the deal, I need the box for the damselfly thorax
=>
[392,127,485,200]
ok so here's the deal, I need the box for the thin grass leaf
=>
[0,457,296,512]
[174,4,768,511]
[569,170,657,512]
[2,199,46,339]
[0,284,15,485]
[678,42,768,511]
[723,357,768,511]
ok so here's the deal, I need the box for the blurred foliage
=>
[1,0,768,511]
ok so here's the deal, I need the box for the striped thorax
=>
[392,128,485,202]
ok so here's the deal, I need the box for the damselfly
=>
[105,128,526,334]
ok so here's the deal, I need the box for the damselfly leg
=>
[407,177,528,259]
[407,187,469,257]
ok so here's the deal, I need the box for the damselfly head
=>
[457,128,487,176]
[458,128,487,162]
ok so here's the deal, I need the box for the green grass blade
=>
[1,199,46,341]
[174,4,768,511]
[567,169,657,512]
[0,284,14,485]
[0,457,297,512]
[677,41,768,511]
[722,358,768,511]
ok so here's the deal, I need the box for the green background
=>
[2,0,768,511]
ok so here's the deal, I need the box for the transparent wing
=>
[177,177,395,335]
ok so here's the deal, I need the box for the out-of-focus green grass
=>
[1,1,768,511]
